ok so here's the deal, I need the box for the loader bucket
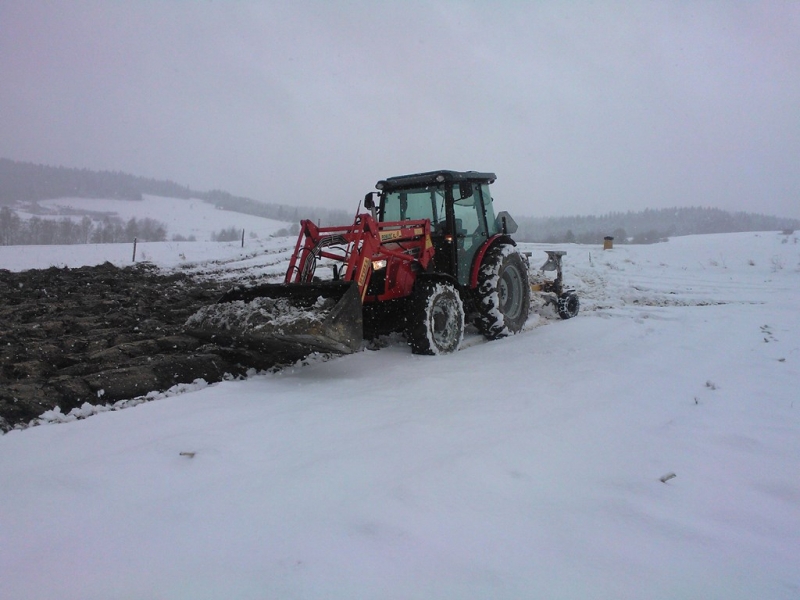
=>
[186,281,363,360]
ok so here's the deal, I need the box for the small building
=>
[603,236,614,250]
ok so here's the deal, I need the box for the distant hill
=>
[0,158,189,203]
[515,207,799,244]
[0,158,350,226]
[3,158,797,244]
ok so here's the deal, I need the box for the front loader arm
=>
[285,215,434,302]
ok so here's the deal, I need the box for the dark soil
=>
[0,262,283,431]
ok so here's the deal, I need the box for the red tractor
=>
[189,170,574,359]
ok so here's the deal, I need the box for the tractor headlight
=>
[371,259,387,271]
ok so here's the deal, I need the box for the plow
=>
[528,250,580,320]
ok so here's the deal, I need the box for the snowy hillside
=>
[1,230,798,599]
[1,194,295,272]
[12,194,290,241]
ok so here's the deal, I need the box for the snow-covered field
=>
[1,227,799,599]
[0,234,298,283]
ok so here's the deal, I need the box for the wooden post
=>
[132,237,137,262]
[241,229,245,248]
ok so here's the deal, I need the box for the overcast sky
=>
[1,1,798,219]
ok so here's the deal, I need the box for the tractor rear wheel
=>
[407,280,464,355]
[475,244,530,339]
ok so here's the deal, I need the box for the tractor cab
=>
[371,170,509,286]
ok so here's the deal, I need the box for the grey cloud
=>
[1,1,797,219]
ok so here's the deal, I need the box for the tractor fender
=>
[469,234,516,289]
[414,271,460,291]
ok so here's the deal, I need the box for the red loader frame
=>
[285,213,435,303]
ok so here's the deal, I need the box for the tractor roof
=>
[376,170,496,191]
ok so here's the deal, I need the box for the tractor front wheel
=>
[407,280,464,355]
[475,244,531,339]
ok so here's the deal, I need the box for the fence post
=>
[132,237,137,262]
[241,229,245,248]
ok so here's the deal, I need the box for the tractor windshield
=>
[381,186,446,229]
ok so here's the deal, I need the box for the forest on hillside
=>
[514,208,799,244]
[0,158,351,227]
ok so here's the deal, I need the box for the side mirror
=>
[363,192,376,210]
[495,211,518,234]
[459,182,473,199]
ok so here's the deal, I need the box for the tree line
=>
[203,188,352,228]
[0,207,166,246]
[514,207,799,244]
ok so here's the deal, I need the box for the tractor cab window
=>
[381,186,446,230]
[452,183,489,284]
[479,184,500,236]
[452,193,481,238]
